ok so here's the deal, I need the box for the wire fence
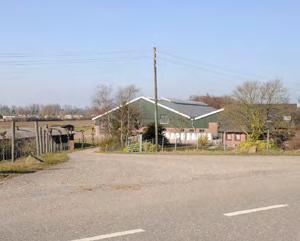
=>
[126,132,224,153]
[0,121,74,162]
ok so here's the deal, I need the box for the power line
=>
[0,48,151,58]
[0,55,151,66]
[158,50,272,81]
[158,56,258,82]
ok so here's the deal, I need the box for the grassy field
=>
[0,152,69,180]
[0,119,94,140]
[0,119,93,130]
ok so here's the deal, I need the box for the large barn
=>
[92,96,223,144]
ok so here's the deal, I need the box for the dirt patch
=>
[78,184,142,192]
[109,184,141,191]
[79,186,95,192]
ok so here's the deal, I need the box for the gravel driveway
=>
[1,149,300,241]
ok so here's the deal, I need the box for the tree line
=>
[191,79,300,146]
[0,104,92,119]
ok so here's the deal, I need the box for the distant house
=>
[218,104,299,147]
[63,114,84,120]
[92,96,224,144]
[218,123,247,147]
[2,116,17,122]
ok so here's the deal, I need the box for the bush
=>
[123,142,140,152]
[143,142,158,152]
[142,123,169,145]
[123,141,159,152]
[98,136,120,152]
[238,140,275,152]
[197,135,209,148]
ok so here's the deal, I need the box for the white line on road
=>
[224,204,289,217]
[70,229,145,241]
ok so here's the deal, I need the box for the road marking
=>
[224,204,288,217]
[70,229,145,241]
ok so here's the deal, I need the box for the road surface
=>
[1,149,300,241]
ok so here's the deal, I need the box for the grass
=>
[161,149,300,156]
[98,146,300,156]
[0,152,69,180]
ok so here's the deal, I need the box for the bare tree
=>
[40,104,62,119]
[190,94,235,109]
[115,85,140,146]
[92,84,114,114]
[223,79,290,141]
[92,84,114,136]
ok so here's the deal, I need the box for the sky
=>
[0,0,299,107]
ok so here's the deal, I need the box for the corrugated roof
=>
[92,96,223,120]
[156,98,218,119]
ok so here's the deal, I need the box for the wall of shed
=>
[193,113,220,129]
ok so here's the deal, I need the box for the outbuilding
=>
[92,96,224,144]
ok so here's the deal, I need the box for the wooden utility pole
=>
[153,47,159,152]
[11,121,16,162]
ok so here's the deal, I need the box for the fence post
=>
[223,132,226,151]
[49,129,53,153]
[81,131,85,149]
[42,128,45,153]
[139,134,143,152]
[11,121,16,162]
[44,129,48,153]
[175,135,177,152]
[58,131,63,151]
[39,127,43,154]
[35,121,40,155]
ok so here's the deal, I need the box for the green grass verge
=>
[97,148,300,156]
[0,152,69,180]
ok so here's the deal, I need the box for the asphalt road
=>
[1,149,300,241]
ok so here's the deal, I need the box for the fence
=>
[126,132,224,152]
[0,121,72,162]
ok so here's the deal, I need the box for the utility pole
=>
[153,47,159,152]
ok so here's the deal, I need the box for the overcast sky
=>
[0,0,299,107]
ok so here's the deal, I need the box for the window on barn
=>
[235,134,241,141]
[160,115,169,124]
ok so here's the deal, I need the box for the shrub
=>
[142,123,169,145]
[98,136,120,152]
[238,140,275,152]
[123,141,159,152]
[143,142,158,152]
[197,135,209,149]
[123,142,140,152]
